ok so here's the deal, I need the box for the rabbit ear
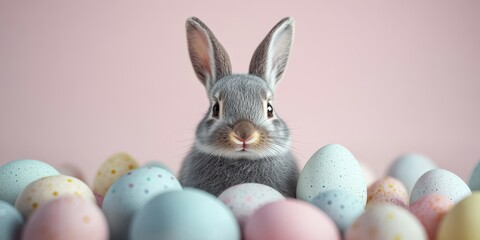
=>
[249,17,295,91]
[186,17,232,91]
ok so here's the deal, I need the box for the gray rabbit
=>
[179,17,299,197]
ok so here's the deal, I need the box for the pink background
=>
[1,1,479,185]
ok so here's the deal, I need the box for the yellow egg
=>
[92,152,139,205]
[15,175,95,218]
[437,192,480,240]
[367,177,409,208]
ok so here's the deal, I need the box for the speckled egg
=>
[409,194,454,240]
[102,167,182,240]
[92,152,139,206]
[387,153,437,195]
[437,193,480,240]
[130,188,240,240]
[143,161,172,173]
[218,183,284,227]
[297,144,367,206]
[0,200,23,240]
[410,169,471,204]
[345,204,427,240]
[311,189,364,233]
[367,177,409,208]
[22,196,108,240]
[467,160,480,191]
[0,159,59,205]
[56,163,85,182]
[244,199,340,240]
[15,175,95,218]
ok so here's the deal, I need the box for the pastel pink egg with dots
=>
[410,194,454,240]
[244,199,340,240]
[22,196,108,240]
[218,183,284,227]
[367,176,409,208]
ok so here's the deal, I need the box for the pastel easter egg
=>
[410,169,471,204]
[387,154,437,195]
[0,200,23,240]
[359,161,377,187]
[244,199,340,240]
[345,204,427,240]
[311,189,364,233]
[143,161,172,173]
[468,160,480,191]
[56,163,85,182]
[103,167,182,240]
[409,194,454,240]
[297,144,366,206]
[130,189,240,240]
[367,177,409,208]
[0,159,59,205]
[437,193,480,240]
[92,152,139,205]
[218,183,284,227]
[15,175,95,218]
[22,196,108,240]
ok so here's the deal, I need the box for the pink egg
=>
[244,199,340,240]
[409,194,454,240]
[367,177,408,208]
[22,196,108,240]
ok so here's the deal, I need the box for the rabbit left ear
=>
[186,17,232,92]
[249,17,295,91]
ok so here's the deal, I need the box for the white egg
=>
[410,169,471,204]
[297,144,367,206]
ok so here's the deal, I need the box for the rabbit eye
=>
[267,103,274,118]
[212,102,220,118]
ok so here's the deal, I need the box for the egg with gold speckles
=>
[92,152,139,206]
[367,177,409,208]
[345,204,427,240]
[15,175,95,218]
[102,167,182,240]
[22,196,108,240]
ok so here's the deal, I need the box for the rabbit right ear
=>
[186,17,232,92]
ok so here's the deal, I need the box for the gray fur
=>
[180,17,298,197]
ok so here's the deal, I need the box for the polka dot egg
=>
[297,144,367,206]
[218,183,284,227]
[367,177,409,208]
[92,152,139,206]
[409,194,454,240]
[311,189,364,233]
[102,166,182,240]
[22,196,108,240]
[15,175,95,218]
[411,169,471,204]
[0,159,59,205]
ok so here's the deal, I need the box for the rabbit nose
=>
[231,121,259,144]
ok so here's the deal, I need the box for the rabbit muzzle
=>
[229,120,259,150]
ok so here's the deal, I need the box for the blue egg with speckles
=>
[311,189,364,233]
[0,200,23,240]
[468,160,480,191]
[130,188,240,240]
[102,166,182,240]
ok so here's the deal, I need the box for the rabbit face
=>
[195,74,290,159]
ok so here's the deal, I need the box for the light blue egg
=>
[468,161,480,191]
[130,188,240,240]
[0,200,23,240]
[102,166,182,240]
[311,189,364,233]
[387,154,437,195]
[0,160,59,205]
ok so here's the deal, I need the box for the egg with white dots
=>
[0,159,59,205]
[218,183,284,227]
[311,189,364,233]
[410,169,471,204]
[297,144,367,206]
[15,175,95,218]
[102,166,182,240]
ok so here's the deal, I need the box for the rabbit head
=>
[186,17,294,160]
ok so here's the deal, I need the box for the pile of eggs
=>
[1,144,480,240]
